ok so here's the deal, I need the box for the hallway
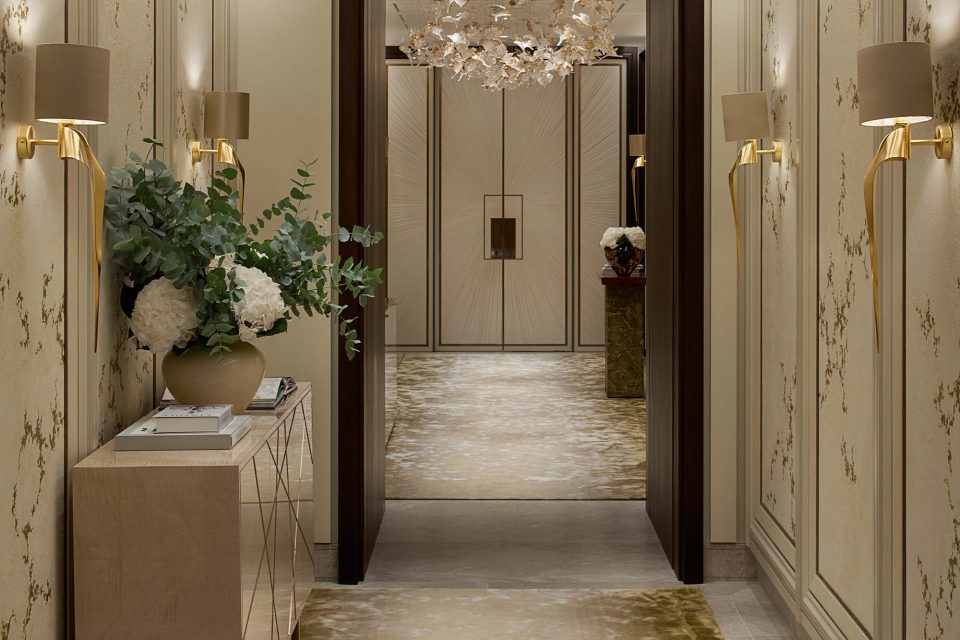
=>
[303,501,794,638]
[305,353,793,638]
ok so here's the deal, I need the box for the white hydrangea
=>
[231,265,288,342]
[130,278,202,354]
[600,226,646,250]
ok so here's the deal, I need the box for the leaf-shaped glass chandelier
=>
[401,0,617,91]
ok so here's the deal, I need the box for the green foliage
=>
[105,139,383,358]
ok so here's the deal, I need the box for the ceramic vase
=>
[604,245,644,277]
[162,342,265,414]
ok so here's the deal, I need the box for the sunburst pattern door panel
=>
[503,80,569,348]
[577,63,626,349]
[388,64,432,348]
[438,73,504,347]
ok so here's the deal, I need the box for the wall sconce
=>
[722,91,782,278]
[17,44,109,350]
[858,41,952,350]
[629,134,646,223]
[190,91,249,211]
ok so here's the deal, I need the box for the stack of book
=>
[115,404,253,452]
[160,377,298,412]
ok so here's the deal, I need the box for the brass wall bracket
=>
[19,122,105,350]
[728,138,783,278]
[191,138,246,212]
[863,122,953,351]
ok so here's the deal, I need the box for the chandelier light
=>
[401,0,618,91]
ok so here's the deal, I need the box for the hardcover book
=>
[116,415,253,451]
[154,404,233,433]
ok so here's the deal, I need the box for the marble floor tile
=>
[386,353,646,499]
[305,501,795,639]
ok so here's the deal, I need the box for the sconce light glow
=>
[16,43,110,352]
[721,91,783,279]
[628,134,646,224]
[857,41,953,350]
[190,91,251,211]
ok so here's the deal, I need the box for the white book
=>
[154,404,233,433]
[116,415,253,451]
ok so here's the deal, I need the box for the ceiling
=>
[385,0,647,48]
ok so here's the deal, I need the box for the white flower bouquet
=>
[600,226,646,251]
[105,141,382,358]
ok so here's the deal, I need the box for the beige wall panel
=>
[815,0,878,634]
[577,63,624,348]
[439,73,503,347]
[905,1,960,637]
[175,0,213,187]
[96,0,156,445]
[0,2,67,637]
[503,80,568,347]
[387,64,431,348]
[236,0,334,544]
[759,0,798,558]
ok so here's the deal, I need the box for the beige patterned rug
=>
[385,353,646,500]
[300,587,722,639]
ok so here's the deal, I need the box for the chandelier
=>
[401,0,617,91]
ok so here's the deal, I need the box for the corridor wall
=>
[0,0,220,634]
[728,0,960,637]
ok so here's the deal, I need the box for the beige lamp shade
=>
[721,92,770,142]
[857,41,933,127]
[629,134,647,157]
[203,92,250,140]
[35,44,109,125]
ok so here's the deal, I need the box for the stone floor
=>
[307,501,794,639]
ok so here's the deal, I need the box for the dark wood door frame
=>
[337,0,387,585]
[645,0,705,584]
[339,0,705,585]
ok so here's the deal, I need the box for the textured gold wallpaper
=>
[0,2,67,637]
[95,0,155,444]
[760,0,799,550]
[816,0,878,632]
[0,1,217,635]
[905,1,960,638]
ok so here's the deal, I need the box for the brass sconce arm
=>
[191,138,246,212]
[630,156,646,225]
[863,122,953,351]
[18,123,106,350]
[728,139,782,279]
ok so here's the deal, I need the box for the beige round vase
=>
[162,342,266,414]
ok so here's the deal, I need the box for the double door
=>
[386,62,626,351]
[439,75,569,349]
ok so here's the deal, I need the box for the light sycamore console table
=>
[73,384,314,640]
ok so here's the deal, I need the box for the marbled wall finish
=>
[0,2,67,637]
[817,0,877,632]
[905,2,960,638]
[95,0,155,443]
[760,0,799,550]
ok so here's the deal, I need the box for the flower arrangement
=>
[600,226,646,251]
[600,226,646,277]
[105,139,382,359]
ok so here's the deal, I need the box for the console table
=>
[73,384,313,640]
[602,268,646,398]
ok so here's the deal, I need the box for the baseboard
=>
[314,543,338,581]
[702,543,758,580]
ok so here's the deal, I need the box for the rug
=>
[385,353,646,500]
[299,587,723,639]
